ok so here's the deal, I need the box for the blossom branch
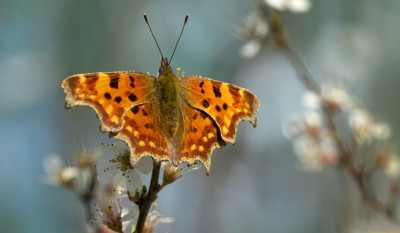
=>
[324,103,393,217]
[268,9,394,218]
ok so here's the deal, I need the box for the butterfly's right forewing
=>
[179,76,259,144]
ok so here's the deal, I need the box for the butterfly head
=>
[158,57,173,77]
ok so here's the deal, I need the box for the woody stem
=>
[135,162,162,233]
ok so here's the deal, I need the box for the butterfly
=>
[61,14,259,174]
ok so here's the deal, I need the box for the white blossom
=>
[239,9,269,39]
[240,40,262,58]
[349,109,391,143]
[43,153,79,187]
[162,162,201,186]
[143,203,175,233]
[370,122,391,140]
[302,86,354,111]
[385,155,400,180]
[237,8,270,58]
[283,110,322,139]
[303,110,322,128]
[264,0,312,13]
[322,85,353,110]
[96,159,142,194]
[96,143,154,194]
[96,157,143,195]
[293,136,339,172]
[302,91,321,109]
[91,194,138,233]
[75,148,102,169]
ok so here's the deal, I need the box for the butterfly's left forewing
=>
[62,72,155,132]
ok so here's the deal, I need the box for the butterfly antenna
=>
[169,14,189,63]
[143,13,164,59]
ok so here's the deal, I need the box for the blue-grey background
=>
[1,0,400,232]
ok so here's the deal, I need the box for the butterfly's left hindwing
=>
[61,72,155,132]
[179,76,259,144]
[113,104,171,165]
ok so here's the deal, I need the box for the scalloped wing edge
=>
[177,134,226,175]
[222,85,259,144]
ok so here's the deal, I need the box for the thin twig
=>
[79,167,102,233]
[81,167,97,219]
[135,162,162,233]
[281,42,321,93]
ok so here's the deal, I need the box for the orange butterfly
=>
[61,15,259,174]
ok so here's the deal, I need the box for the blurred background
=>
[1,0,400,232]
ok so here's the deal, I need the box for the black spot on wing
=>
[202,100,210,108]
[213,84,222,98]
[104,93,111,99]
[110,77,119,89]
[131,106,139,114]
[144,123,154,130]
[128,93,137,102]
[114,96,122,103]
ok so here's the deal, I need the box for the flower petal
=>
[264,0,286,10]
[302,91,321,109]
[124,170,143,194]
[97,158,119,184]
[288,0,312,13]
[136,156,153,174]
[239,40,261,58]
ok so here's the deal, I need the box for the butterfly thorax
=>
[157,58,180,139]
